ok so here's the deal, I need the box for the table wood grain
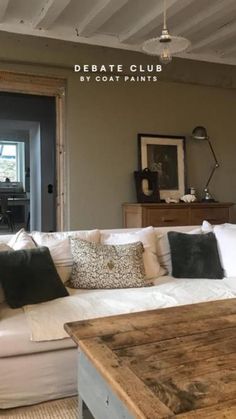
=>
[65,298,236,418]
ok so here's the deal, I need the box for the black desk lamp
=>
[192,126,219,202]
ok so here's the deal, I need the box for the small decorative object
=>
[188,187,197,201]
[180,194,197,203]
[190,187,196,196]
[165,198,179,203]
[134,168,160,203]
[192,126,219,202]
[138,133,186,201]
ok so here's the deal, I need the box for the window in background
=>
[0,141,25,184]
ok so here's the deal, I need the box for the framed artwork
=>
[138,133,186,201]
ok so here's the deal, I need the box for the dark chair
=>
[0,195,15,232]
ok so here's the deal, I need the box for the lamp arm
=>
[207,138,219,166]
[205,165,218,189]
[204,139,220,189]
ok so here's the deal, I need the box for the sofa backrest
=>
[0,234,14,244]
[0,225,199,244]
[100,225,198,235]
[0,225,200,305]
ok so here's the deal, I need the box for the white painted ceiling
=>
[0,0,236,65]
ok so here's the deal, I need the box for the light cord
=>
[163,0,167,29]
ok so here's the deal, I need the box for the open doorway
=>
[0,71,67,232]
[0,92,57,233]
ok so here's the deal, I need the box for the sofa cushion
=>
[214,224,236,277]
[101,226,164,279]
[0,286,4,304]
[0,302,75,358]
[0,232,37,304]
[31,229,100,248]
[8,228,36,250]
[168,231,224,279]
[0,247,69,308]
[0,243,12,304]
[156,226,203,275]
[69,238,147,289]
[31,229,100,283]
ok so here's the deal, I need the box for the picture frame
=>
[138,133,186,201]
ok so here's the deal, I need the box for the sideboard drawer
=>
[122,203,234,228]
[190,207,229,225]
[144,208,189,227]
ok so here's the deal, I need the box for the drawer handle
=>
[207,218,220,222]
[162,218,177,222]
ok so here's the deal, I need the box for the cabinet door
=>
[144,208,189,226]
[190,207,229,225]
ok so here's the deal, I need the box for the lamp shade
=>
[192,126,208,140]
[142,34,190,56]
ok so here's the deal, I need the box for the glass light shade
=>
[142,34,191,56]
[192,126,208,140]
[159,46,172,64]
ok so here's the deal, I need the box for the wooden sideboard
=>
[122,202,234,228]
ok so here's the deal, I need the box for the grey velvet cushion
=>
[0,247,69,308]
[168,231,224,279]
[69,238,147,289]
[0,243,12,304]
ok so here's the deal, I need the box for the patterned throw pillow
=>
[69,238,147,289]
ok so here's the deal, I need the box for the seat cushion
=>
[0,302,76,358]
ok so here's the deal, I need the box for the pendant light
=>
[142,0,191,64]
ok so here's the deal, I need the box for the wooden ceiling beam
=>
[174,0,236,37]
[220,44,236,58]
[190,20,236,53]
[32,0,71,29]
[0,0,10,22]
[78,0,129,37]
[120,0,195,44]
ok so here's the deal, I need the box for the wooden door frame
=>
[0,70,67,231]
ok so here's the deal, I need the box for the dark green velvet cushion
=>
[0,246,69,308]
[168,232,224,279]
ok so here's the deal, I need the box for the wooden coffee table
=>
[65,298,236,418]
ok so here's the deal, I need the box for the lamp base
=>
[201,198,216,203]
[201,188,216,202]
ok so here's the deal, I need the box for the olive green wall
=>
[0,32,235,228]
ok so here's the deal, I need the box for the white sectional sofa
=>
[1,225,236,409]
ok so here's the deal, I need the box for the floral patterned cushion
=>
[68,238,147,289]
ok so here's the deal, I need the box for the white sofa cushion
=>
[8,228,36,250]
[31,230,100,283]
[0,302,75,358]
[31,229,100,249]
[101,226,164,279]
[214,224,236,277]
[201,220,214,233]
